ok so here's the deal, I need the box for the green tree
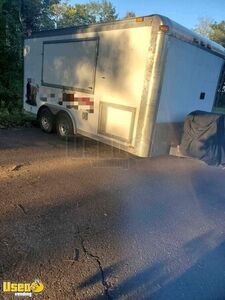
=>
[52,3,94,27]
[0,0,23,105]
[123,11,136,19]
[0,0,59,108]
[93,0,118,23]
[20,0,60,33]
[209,21,225,48]
[0,0,118,111]
[52,0,118,28]
[194,17,225,48]
[194,17,213,37]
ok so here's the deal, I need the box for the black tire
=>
[38,107,55,133]
[56,112,74,139]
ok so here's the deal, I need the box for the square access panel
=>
[98,102,136,143]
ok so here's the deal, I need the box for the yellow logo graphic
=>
[3,279,44,297]
[30,280,44,293]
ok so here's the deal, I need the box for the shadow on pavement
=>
[83,231,225,300]
[1,143,225,299]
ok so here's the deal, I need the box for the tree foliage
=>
[0,0,118,109]
[0,0,224,113]
[0,0,23,105]
[51,1,118,27]
[194,17,213,37]
[93,0,118,23]
[123,11,136,19]
[209,21,225,48]
[51,3,95,27]
[0,0,60,106]
[194,18,225,47]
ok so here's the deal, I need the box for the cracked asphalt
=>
[1,127,225,300]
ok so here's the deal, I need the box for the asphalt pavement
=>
[0,127,225,300]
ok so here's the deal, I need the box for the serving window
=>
[42,37,99,94]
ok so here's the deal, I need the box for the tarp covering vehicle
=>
[180,111,225,165]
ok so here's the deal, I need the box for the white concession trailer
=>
[23,14,225,157]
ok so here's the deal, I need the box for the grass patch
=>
[0,101,36,128]
[212,107,225,114]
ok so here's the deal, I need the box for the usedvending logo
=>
[3,279,44,297]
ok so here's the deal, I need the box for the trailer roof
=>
[28,14,225,58]
[160,15,225,58]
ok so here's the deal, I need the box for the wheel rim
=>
[59,121,70,136]
[41,116,50,131]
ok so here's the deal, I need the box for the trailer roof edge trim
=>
[160,15,225,57]
[27,14,225,58]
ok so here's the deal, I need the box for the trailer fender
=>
[37,104,77,134]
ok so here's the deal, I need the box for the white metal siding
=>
[156,36,224,123]
[24,26,151,147]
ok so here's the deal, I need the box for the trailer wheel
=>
[38,107,55,133]
[56,112,74,139]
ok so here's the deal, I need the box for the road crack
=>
[77,226,112,299]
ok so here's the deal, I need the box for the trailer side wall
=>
[24,23,154,155]
[151,36,224,156]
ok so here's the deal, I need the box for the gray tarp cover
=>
[180,111,225,165]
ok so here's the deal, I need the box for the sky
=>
[69,0,225,29]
